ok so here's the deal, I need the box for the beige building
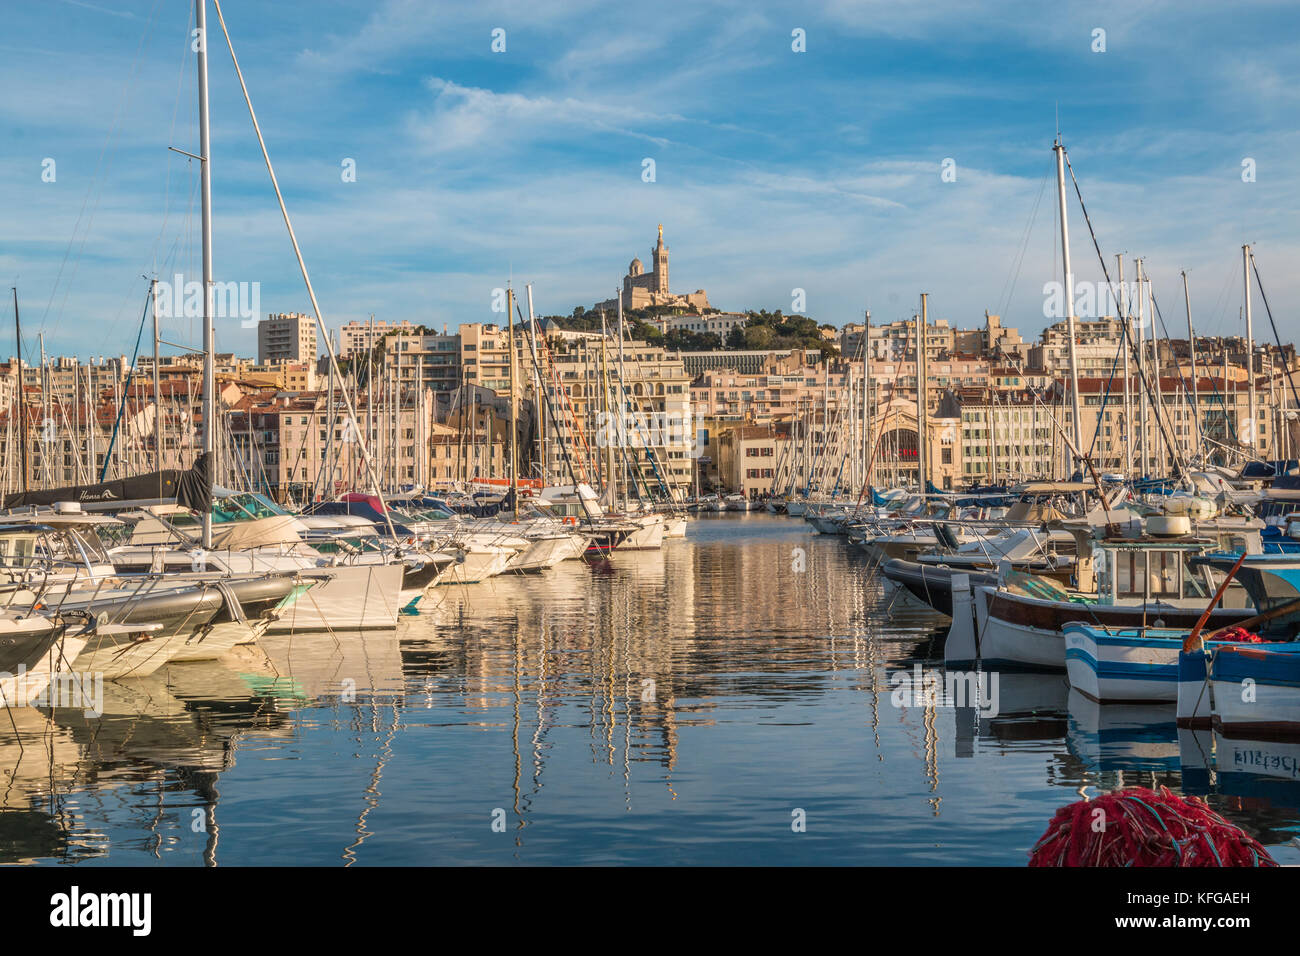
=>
[653,311,748,339]
[459,323,512,393]
[338,319,424,359]
[718,423,785,498]
[257,312,318,364]
[527,326,694,497]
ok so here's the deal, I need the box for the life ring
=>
[563,516,577,526]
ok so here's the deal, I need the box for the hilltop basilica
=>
[596,225,711,313]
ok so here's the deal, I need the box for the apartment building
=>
[257,313,318,364]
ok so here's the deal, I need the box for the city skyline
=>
[2,1,1297,361]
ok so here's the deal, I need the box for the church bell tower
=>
[653,224,669,295]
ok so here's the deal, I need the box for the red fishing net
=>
[1029,787,1277,867]
[1212,627,1265,644]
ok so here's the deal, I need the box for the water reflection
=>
[1,514,1298,864]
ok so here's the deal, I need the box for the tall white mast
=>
[1243,244,1256,455]
[196,0,215,548]
[508,285,517,518]
[151,277,162,469]
[1117,256,1132,470]
[1136,259,1148,477]
[1053,140,1084,464]
[916,296,928,493]
[616,288,626,507]
[862,310,871,492]
[1182,271,1200,462]
[527,284,543,483]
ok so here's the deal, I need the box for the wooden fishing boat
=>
[952,532,1255,670]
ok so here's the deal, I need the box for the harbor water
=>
[4,514,1300,866]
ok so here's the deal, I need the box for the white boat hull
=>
[1211,677,1300,738]
[506,535,577,572]
[267,564,403,631]
[974,587,1064,670]
[0,630,88,708]
[437,547,514,585]
[73,630,192,679]
[1064,628,1182,703]
[622,516,665,550]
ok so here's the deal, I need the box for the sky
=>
[2,0,1298,361]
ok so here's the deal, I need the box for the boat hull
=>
[0,617,85,708]
[267,564,404,631]
[975,587,1253,671]
[1211,644,1300,739]
[883,559,996,617]
[1064,625,1190,703]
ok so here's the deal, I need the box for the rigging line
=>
[1147,270,1224,468]
[99,284,153,481]
[89,270,155,365]
[1061,149,1184,475]
[1144,286,1195,474]
[1206,255,1237,337]
[1084,333,1125,461]
[997,171,1051,319]
[41,0,167,335]
[151,1,198,274]
[1250,254,1300,414]
[211,0,394,534]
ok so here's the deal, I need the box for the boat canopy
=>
[1010,481,1092,494]
[208,515,304,550]
[0,453,211,513]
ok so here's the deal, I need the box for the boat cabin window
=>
[0,533,38,568]
[1114,548,1181,599]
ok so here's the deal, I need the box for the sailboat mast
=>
[1243,244,1256,457]
[1117,256,1132,471]
[1136,259,1148,477]
[508,285,517,518]
[862,310,870,490]
[11,288,28,493]
[616,289,626,507]
[527,285,544,484]
[1182,271,1200,462]
[1052,140,1084,464]
[600,309,612,503]
[916,297,928,493]
[40,333,49,485]
[150,277,161,469]
[196,0,216,548]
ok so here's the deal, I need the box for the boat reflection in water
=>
[3,515,1300,865]
[0,628,410,865]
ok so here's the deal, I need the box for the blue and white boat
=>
[1165,553,1300,729]
[1063,621,1299,707]
[1064,622,1217,704]
[1209,643,1300,739]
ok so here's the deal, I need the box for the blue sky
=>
[2,0,1298,360]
